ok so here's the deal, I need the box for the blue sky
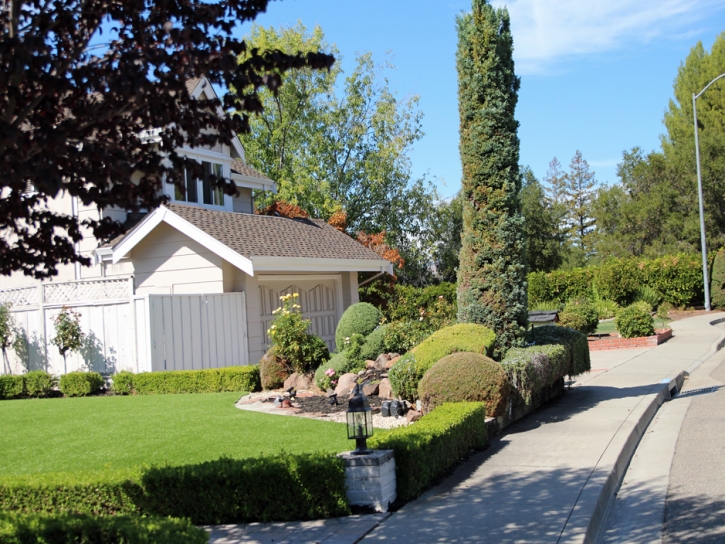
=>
[243,0,725,198]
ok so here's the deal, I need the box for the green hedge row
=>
[0,512,207,544]
[111,366,261,395]
[369,402,487,502]
[528,326,591,377]
[0,454,349,524]
[501,345,569,404]
[59,372,104,397]
[0,371,54,400]
[528,254,704,307]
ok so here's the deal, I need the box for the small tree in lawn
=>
[51,307,84,374]
[0,303,17,375]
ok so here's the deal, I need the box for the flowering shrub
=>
[51,307,84,372]
[267,294,328,374]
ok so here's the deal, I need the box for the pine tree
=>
[563,150,598,255]
[456,0,527,358]
[544,157,567,206]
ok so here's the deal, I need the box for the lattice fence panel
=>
[0,286,39,307]
[43,278,131,304]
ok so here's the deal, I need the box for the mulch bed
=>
[295,394,383,414]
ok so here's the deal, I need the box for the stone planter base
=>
[337,449,396,512]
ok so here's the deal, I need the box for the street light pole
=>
[692,73,725,312]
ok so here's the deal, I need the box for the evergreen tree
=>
[456,0,527,358]
[520,167,563,272]
[563,150,598,256]
[544,157,567,207]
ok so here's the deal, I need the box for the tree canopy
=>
[1,0,333,278]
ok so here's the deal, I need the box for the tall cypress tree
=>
[456,0,527,358]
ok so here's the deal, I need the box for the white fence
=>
[0,278,249,375]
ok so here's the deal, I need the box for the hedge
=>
[334,303,382,350]
[501,345,569,404]
[112,366,261,395]
[528,326,591,377]
[0,512,207,544]
[369,402,487,502]
[528,254,705,308]
[0,372,55,401]
[59,372,104,397]
[615,302,655,339]
[0,453,349,524]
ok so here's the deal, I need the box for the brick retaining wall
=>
[588,328,672,351]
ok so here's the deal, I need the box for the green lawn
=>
[594,318,671,336]
[0,393,349,477]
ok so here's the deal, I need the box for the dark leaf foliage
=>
[1,0,334,278]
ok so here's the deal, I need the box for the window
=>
[173,160,224,207]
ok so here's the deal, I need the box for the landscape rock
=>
[378,378,393,399]
[363,382,380,396]
[283,372,299,391]
[406,410,422,423]
[282,372,316,392]
[375,353,390,370]
[365,359,377,369]
[335,373,359,396]
[386,356,401,370]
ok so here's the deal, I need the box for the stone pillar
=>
[337,449,396,512]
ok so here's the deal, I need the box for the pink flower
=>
[325,368,336,377]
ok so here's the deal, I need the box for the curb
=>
[557,316,725,544]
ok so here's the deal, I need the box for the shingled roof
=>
[230,159,271,182]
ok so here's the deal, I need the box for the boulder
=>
[283,372,299,391]
[335,373,359,397]
[362,382,380,396]
[282,372,316,392]
[374,353,390,370]
[385,356,401,370]
[406,410,422,423]
[365,359,377,369]
[378,378,393,399]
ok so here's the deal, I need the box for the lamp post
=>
[693,73,725,311]
[346,384,373,455]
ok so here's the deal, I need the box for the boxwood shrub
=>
[369,402,487,502]
[23,371,54,398]
[528,326,591,377]
[501,345,569,404]
[615,302,655,339]
[334,303,382,350]
[418,353,509,417]
[411,323,496,377]
[0,375,25,400]
[116,365,261,395]
[59,372,104,397]
[0,512,207,544]
[388,352,418,401]
[314,352,350,390]
[358,324,389,362]
[0,453,349,524]
[558,298,599,336]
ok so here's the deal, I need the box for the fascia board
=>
[251,256,393,275]
[111,207,168,263]
[231,173,276,192]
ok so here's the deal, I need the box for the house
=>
[0,77,392,375]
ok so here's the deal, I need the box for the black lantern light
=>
[346,384,374,454]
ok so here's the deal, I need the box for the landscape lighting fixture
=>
[346,384,373,455]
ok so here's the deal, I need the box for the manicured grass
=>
[0,393,349,477]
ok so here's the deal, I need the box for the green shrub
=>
[23,371,54,398]
[412,323,496,377]
[528,326,591,377]
[418,353,509,417]
[558,298,599,336]
[259,348,290,390]
[633,285,663,308]
[369,402,487,502]
[110,371,134,395]
[384,283,457,329]
[382,320,432,354]
[131,365,261,395]
[0,512,207,544]
[359,325,389,362]
[0,375,24,400]
[334,303,382,351]
[501,345,569,404]
[528,300,563,311]
[594,260,641,304]
[615,302,654,339]
[657,301,673,320]
[314,352,350,391]
[0,454,349,524]
[59,372,103,397]
[339,333,367,372]
[388,352,418,401]
[592,299,620,320]
[711,248,725,309]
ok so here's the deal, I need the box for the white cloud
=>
[491,0,725,74]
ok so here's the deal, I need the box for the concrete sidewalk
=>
[359,313,725,544]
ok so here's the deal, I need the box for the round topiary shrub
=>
[615,301,654,339]
[558,298,599,336]
[334,303,383,351]
[411,323,496,378]
[259,348,291,390]
[359,324,389,362]
[418,352,510,417]
[388,352,419,402]
[59,371,104,397]
[111,371,135,395]
[314,351,350,391]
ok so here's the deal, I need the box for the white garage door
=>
[259,279,339,352]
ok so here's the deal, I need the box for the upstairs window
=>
[174,160,224,207]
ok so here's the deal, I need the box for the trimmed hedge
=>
[59,372,103,398]
[369,402,487,502]
[711,248,725,309]
[411,323,496,377]
[387,352,418,401]
[114,365,261,395]
[558,298,599,336]
[615,302,655,339]
[0,454,349,524]
[528,326,591,377]
[359,324,389,362]
[334,303,382,351]
[0,372,55,400]
[501,345,569,404]
[528,254,705,308]
[418,353,509,417]
[0,512,207,544]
